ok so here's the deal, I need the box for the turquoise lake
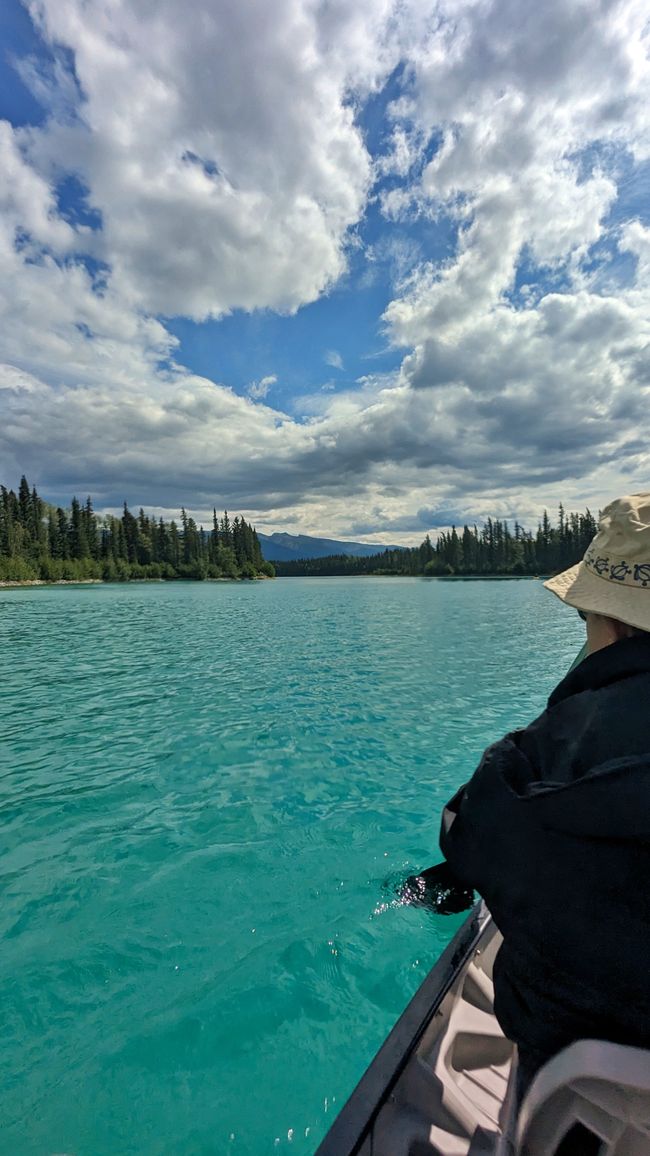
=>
[0,577,584,1155]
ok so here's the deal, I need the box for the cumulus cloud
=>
[17,0,413,319]
[0,119,76,256]
[0,0,649,541]
[620,220,650,283]
[375,0,650,529]
[0,121,176,396]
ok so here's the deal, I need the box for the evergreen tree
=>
[31,486,45,553]
[70,497,89,559]
[251,528,264,569]
[220,511,233,551]
[83,497,99,559]
[57,508,70,560]
[0,487,17,557]
[137,508,153,565]
[122,502,139,563]
[48,509,62,559]
[18,475,31,529]
[0,472,599,586]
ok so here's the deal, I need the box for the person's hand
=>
[399,860,474,913]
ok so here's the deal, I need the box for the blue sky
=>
[0,5,410,405]
[0,0,649,540]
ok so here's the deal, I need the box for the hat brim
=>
[544,563,650,632]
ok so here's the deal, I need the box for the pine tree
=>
[57,508,70,560]
[31,486,45,553]
[18,476,31,529]
[168,521,181,568]
[48,509,62,559]
[137,509,152,565]
[84,497,99,559]
[220,511,232,550]
[70,497,89,559]
[0,486,17,556]
[251,528,264,569]
[122,502,139,563]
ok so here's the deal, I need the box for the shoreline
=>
[0,576,271,588]
[273,572,547,580]
[0,573,545,588]
[0,578,104,588]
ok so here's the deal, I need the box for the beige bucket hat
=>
[544,492,650,631]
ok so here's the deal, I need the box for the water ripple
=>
[0,578,583,1155]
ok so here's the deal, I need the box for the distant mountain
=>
[257,531,405,563]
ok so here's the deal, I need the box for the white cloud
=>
[620,220,650,284]
[325,350,343,370]
[0,120,76,256]
[248,374,277,400]
[18,0,418,319]
[372,0,650,529]
[1,0,649,541]
[0,122,175,394]
[379,0,647,297]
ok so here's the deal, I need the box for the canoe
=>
[314,901,650,1154]
[314,901,512,1155]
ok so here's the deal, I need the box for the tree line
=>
[272,507,599,577]
[0,476,275,583]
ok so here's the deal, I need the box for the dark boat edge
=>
[314,901,490,1156]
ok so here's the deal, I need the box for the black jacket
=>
[440,635,650,1061]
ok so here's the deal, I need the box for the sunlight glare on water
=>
[0,577,584,1155]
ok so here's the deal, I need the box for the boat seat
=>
[514,1039,650,1155]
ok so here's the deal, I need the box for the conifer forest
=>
[0,477,275,582]
[274,508,599,577]
[1,475,599,583]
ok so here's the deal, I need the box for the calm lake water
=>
[0,577,583,1155]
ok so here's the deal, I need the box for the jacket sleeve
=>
[439,770,484,889]
[439,735,534,894]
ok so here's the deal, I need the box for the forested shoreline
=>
[1,475,599,585]
[273,508,599,577]
[0,477,275,583]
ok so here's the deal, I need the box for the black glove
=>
[399,860,474,914]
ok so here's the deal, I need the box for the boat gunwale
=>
[314,901,490,1156]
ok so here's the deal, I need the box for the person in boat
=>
[438,492,650,1099]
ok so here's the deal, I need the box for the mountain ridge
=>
[257,531,406,563]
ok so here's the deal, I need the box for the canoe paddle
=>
[399,641,589,913]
